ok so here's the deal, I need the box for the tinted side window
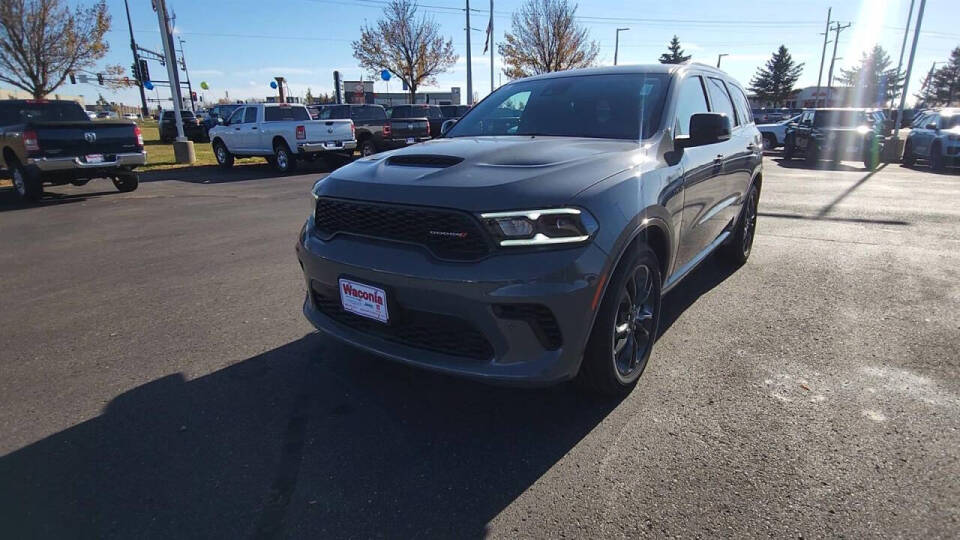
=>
[674,75,709,136]
[244,107,258,123]
[800,111,814,126]
[706,77,737,126]
[427,107,442,120]
[730,85,753,124]
[367,106,386,121]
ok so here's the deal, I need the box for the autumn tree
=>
[658,36,691,64]
[352,0,457,104]
[0,0,111,99]
[837,45,903,107]
[749,45,804,107]
[499,0,598,79]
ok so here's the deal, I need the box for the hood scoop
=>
[386,154,464,168]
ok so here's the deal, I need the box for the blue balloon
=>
[143,80,153,90]
[380,70,391,81]
[270,81,278,89]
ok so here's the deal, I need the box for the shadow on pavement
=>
[770,158,867,172]
[757,211,909,226]
[140,160,342,185]
[0,333,622,539]
[658,252,738,337]
[0,188,117,212]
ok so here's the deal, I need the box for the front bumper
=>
[299,140,358,154]
[27,151,147,172]
[295,219,608,385]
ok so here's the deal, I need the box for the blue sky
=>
[70,0,959,106]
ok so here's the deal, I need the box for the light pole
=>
[716,53,729,68]
[614,28,629,66]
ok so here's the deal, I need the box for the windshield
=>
[813,111,869,128]
[446,73,669,140]
[942,115,960,129]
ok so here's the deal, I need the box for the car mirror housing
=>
[925,122,938,131]
[676,113,731,149]
[440,119,457,136]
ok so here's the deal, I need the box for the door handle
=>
[747,144,758,151]
[251,126,258,130]
[713,155,724,163]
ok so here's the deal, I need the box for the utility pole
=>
[154,0,194,162]
[490,0,494,94]
[614,28,629,66]
[465,0,473,105]
[895,0,927,142]
[177,37,195,112]
[826,21,851,106]
[815,7,831,107]
[123,0,149,117]
[716,53,728,68]
[891,0,916,108]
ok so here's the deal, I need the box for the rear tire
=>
[578,244,662,396]
[11,162,43,202]
[902,140,916,167]
[273,142,297,173]
[783,138,795,160]
[112,172,139,193]
[214,141,234,169]
[722,182,759,266]
[360,139,377,157]
[761,133,776,151]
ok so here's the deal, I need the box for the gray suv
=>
[295,64,763,395]
[903,108,960,170]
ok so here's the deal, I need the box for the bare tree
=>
[499,0,598,80]
[352,0,457,104]
[101,64,134,91]
[0,0,111,99]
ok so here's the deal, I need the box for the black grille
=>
[313,197,491,261]
[493,304,562,350]
[386,154,463,168]
[312,283,494,360]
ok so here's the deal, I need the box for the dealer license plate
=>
[406,137,415,144]
[339,278,389,323]
[85,154,104,164]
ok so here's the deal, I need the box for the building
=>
[2,86,86,105]
[748,86,857,109]
[343,80,461,106]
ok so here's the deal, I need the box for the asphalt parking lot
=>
[1,155,958,538]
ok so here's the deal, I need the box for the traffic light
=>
[97,72,104,85]
[190,91,197,102]
[139,60,150,83]
[131,62,140,82]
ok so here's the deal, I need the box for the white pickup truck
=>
[208,103,356,172]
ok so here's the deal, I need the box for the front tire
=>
[11,162,43,202]
[783,137,795,160]
[930,144,945,171]
[902,140,916,167]
[213,141,234,169]
[578,244,662,396]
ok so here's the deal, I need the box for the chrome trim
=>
[697,195,738,226]
[28,151,146,171]
[499,233,590,246]
[480,208,582,220]
[299,140,358,153]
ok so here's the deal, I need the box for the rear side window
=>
[674,75,709,136]
[729,85,753,124]
[263,106,310,122]
[706,77,738,126]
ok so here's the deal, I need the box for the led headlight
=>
[479,208,598,247]
[311,180,322,200]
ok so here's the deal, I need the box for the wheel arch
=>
[2,146,19,168]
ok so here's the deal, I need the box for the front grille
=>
[493,304,562,350]
[314,197,491,261]
[311,283,494,360]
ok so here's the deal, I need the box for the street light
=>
[717,53,729,68]
[614,27,630,66]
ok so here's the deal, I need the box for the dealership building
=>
[342,80,462,106]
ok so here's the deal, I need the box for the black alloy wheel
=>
[611,264,658,382]
[723,183,759,265]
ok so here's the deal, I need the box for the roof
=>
[518,64,682,81]
[803,107,882,112]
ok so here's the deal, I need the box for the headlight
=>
[311,180,322,200]
[479,208,598,247]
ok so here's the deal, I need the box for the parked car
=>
[123,113,140,121]
[201,104,243,133]
[309,104,431,157]
[0,99,144,202]
[757,114,800,150]
[440,104,470,120]
[296,64,762,395]
[752,108,800,123]
[387,104,443,138]
[903,108,960,170]
[208,103,355,173]
[159,110,207,143]
[782,108,886,170]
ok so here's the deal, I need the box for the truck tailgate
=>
[304,120,353,143]
[389,118,430,139]
[31,121,140,158]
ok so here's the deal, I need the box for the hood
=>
[314,136,640,211]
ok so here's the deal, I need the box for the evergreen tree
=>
[658,35,691,64]
[749,45,803,107]
[837,45,903,106]
[305,87,314,104]
[927,47,960,106]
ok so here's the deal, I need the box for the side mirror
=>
[440,118,457,136]
[675,113,731,149]
[925,122,938,131]
[218,117,225,125]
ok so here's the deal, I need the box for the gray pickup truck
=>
[1,99,145,201]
